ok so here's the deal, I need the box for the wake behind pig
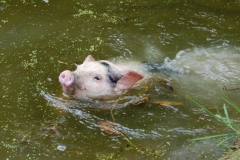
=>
[59,55,172,100]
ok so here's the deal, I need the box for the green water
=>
[1,0,240,159]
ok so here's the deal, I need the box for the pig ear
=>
[83,55,95,63]
[115,71,143,91]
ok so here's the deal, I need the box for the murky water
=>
[1,0,240,159]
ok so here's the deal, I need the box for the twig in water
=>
[223,85,240,91]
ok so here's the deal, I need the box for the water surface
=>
[1,0,240,159]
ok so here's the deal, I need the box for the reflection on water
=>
[1,0,240,159]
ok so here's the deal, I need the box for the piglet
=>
[59,55,143,99]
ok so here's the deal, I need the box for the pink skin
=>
[59,70,76,95]
[59,55,144,100]
[59,70,74,87]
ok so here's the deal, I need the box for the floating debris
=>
[223,85,240,91]
[98,121,121,136]
[153,101,183,107]
[131,96,150,105]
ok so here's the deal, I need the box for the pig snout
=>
[59,70,74,87]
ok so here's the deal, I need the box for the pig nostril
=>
[61,74,65,79]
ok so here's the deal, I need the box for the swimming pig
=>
[59,55,145,100]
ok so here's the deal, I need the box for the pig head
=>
[59,55,143,99]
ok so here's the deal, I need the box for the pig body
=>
[59,55,146,100]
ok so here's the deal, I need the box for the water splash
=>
[163,46,240,84]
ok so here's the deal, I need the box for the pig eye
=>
[94,76,101,80]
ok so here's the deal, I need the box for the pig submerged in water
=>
[59,55,146,100]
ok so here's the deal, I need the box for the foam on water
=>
[157,46,240,104]
[163,46,240,84]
